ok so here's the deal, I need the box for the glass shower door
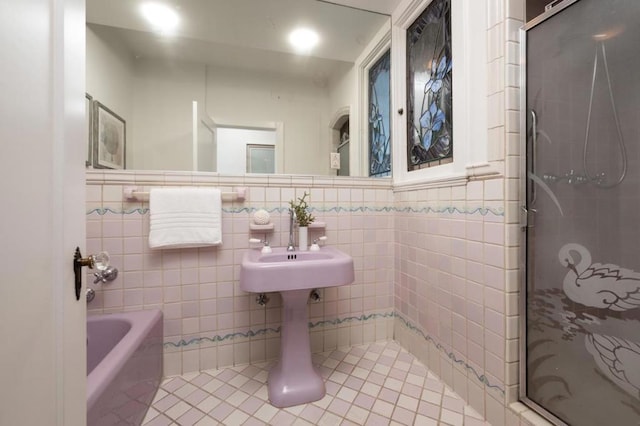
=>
[522,0,640,424]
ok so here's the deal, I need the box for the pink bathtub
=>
[87,309,163,426]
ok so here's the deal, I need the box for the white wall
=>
[131,59,207,170]
[205,65,340,175]
[217,127,276,174]
[86,25,134,164]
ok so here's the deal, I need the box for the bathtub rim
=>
[86,308,163,411]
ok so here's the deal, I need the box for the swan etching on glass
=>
[585,333,640,399]
[558,243,640,311]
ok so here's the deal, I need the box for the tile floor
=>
[143,341,490,425]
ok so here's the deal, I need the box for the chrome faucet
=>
[287,208,297,251]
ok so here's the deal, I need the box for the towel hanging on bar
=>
[148,187,222,249]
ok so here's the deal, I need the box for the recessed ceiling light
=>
[289,28,319,52]
[140,3,179,34]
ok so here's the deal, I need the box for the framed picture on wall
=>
[85,93,93,167]
[93,101,126,169]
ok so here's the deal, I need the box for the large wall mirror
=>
[86,0,390,176]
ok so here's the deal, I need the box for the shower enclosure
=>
[521,0,640,424]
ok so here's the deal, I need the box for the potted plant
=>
[289,192,314,250]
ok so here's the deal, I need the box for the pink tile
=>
[325,380,341,396]
[418,400,441,419]
[143,270,163,287]
[300,404,324,423]
[145,414,173,426]
[368,372,385,386]
[327,397,350,417]
[379,388,399,404]
[484,222,504,245]
[336,362,355,375]
[123,254,143,272]
[143,288,162,304]
[344,376,364,391]
[103,290,123,309]
[182,285,199,301]
[443,395,465,413]
[102,237,123,255]
[402,382,422,398]
[208,401,234,421]
[353,393,375,410]
[271,410,296,425]
[182,268,199,285]
[484,309,505,336]
[164,286,181,303]
[239,396,263,415]
[217,298,234,314]
[102,221,123,238]
[176,407,205,426]
[190,373,214,388]
[199,315,216,332]
[123,237,143,254]
[154,393,180,411]
[199,299,217,316]
[484,243,504,268]
[122,219,142,237]
[181,252,199,269]
[199,267,217,283]
[392,406,416,425]
[123,289,143,307]
[389,368,408,381]
[367,412,391,425]
[217,313,234,329]
[184,388,209,406]
[181,301,199,318]
[86,221,102,238]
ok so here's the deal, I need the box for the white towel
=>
[149,187,222,249]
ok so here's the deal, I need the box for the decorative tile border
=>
[395,313,506,396]
[164,311,395,349]
[87,205,503,217]
[164,326,281,348]
[308,311,395,329]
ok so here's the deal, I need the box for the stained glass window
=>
[369,50,391,177]
[406,0,452,170]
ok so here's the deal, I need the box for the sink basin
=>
[240,246,354,293]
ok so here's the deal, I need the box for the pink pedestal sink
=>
[240,246,354,407]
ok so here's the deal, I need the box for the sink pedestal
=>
[268,289,325,408]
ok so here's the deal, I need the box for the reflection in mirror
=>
[86,0,390,176]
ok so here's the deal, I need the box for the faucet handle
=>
[93,266,118,284]
[310,236,327,251]
[313,236,327,245]
[249,238,271,253]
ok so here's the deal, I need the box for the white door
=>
[0,0,86,425]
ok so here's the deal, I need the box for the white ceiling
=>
[87,0,391,66]
[321,0,400,15]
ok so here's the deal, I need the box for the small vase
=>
[298,226,308,251]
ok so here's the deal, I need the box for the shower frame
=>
[518,1,580,425]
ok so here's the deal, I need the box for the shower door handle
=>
[530,110,538,207]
